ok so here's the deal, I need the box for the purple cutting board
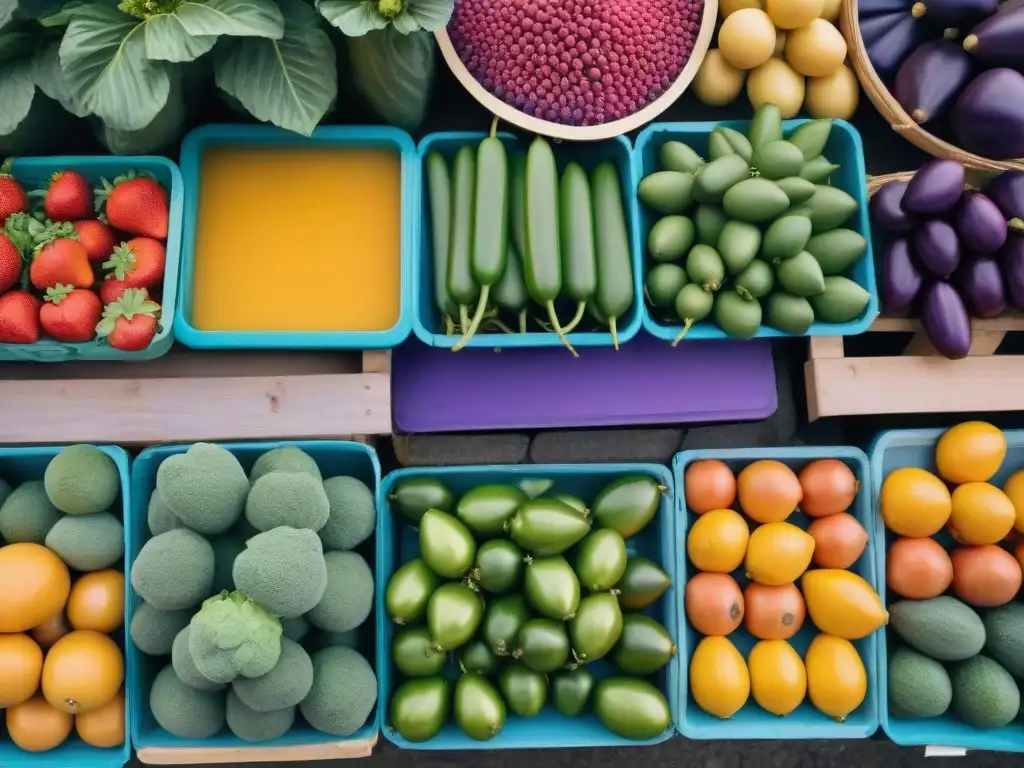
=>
[392,334,777,433]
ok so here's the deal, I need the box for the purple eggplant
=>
[894,40,977,123]
[881,237,925,313]
[861,12,912,47]
[867,16,929,78]
[922,281,973,359]
[871,180,916,233]
[903,158,966,215]
[955,191,1009,253]
[860,0,914,15]
[952,69,1024,160]
[956,255,1007,316]
[1001,234,1024,308]
[987,171,1024,223]
[916,219,962,278]
[911,0,1000,28]
[963,6,1024,67]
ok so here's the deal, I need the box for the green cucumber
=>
[425,151,457,327]
[559,161,598,333]
[591,161,634,349]
[447,145,479,329]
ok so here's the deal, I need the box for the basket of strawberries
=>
[0,155,182,361]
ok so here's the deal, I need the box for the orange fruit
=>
[1003,469,1024,534]
[950,545,1022,607]
[67,570,125,634]
[880,468,951,537]
[685,572,744,635]
[948,482,1016,545]
[808,512,868,569]
[935,421,1006,484]
[887,537,953,599]
[32,611,72,649]
[686,508,749,573]
[745,521,815,585]
[737,459,802,523]
[743,582,805,640]
[798,459,859,518]
[684,459,737,515]
[6,694,73,752]
[0,543,71,633]
[76,689,125,748]
[42,630,124,715]
[0,633,44,708]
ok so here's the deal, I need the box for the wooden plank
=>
[872,315,1024,333]
[137,735,377,764]
[805,355,1024,421]
[808,336,845,359]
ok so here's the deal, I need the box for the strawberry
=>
[40,284,103,342]
[0,290,41,343]
[95,172,169,239]
[96,288,160,351]
[30,238,93,291]
[73,220,118,263]
[0,159,28,227]
[99,275,138,305]
[43,170,92,221]
[103,237,165,289]
[0,232,23,293]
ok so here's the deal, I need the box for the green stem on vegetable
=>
[518,310,528,334]
[453,286,491,351]
[546,302,577,357]
[1010,218,1024,234]
[670,319,694,347]
[561,301,587,334]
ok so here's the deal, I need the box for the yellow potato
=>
[719,8,777,70]
[785,18,848,77]
[805,64,860,119]
[747,58,806,118]
[693,49,747,106]
[766,0,826,28]
[821,0,843,21]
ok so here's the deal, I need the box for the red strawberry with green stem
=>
[0,232,23,293]
[95,172,169,239]
[73,220,118,262]
[0,290,41,343]
[0,159,28,227]
[42,170,92,221]
[103,237,165,289]
[96,288,160,351]
[99,276,138,305]
[40,284,102,342]
[30,237,93,291]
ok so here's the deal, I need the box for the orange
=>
[42,630,124,715]
[737,460,802,523]
[685,572,744,635]
[1003,469,1024,534]
[886,537,953,599]
[948,482,1016,545]
[6,694,73,752]
[880,467,951,537]
[935,421,1006,484]
[0,633,44,707]
[67,570,125,634]
[0,543,71,633]
[686,508,749,573]
[684,459,737,515]
[76,689,125,748]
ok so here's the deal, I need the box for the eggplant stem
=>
[1009,218,1024,235]
[671,318,695,347]
[561,301,586,333]
[452,286,490,351]
[545,301,578,357]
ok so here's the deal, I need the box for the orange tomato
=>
[887,537,953,599]
[0,633,43,708]
[743,582,806,640]
[6,694,73,752]
[67,570,125,634]
[76,689,125,748]
[684,460,737,515]
[685,572,744,636]
[808,512,868,569]
[42,630,124,715]
[798,459,859,517]
[951,544,1022,607]
[737,460,802,523]
[0,543,71,633]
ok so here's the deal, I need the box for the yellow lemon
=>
[766,0,826,28]
[1003,469,1024,534]
[748,640,807,716]
[745,522,814,585]
[880,467,951,537]
[687,508,749,573]
[805,635,866,721]
[936,421,1006,484]
[802,569,888,639]
[690,636,750,718]
[949,482,1016,545]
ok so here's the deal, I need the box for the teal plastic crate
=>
[377,463,678,749]
[174,124,416,350]
[634,120,878,341]
[870,428,1024,752]
[128,440,381,755]
[413,132,643,349]
[1,157,183,362]
[0,444,131,768]
[673,446,880,739]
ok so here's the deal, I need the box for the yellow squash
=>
[804,634,866,721]
[802,570,887,639]
[690,636,750,718]
[745,522,814,586]
[748,639,807,716]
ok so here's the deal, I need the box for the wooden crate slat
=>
[136,734,377,764]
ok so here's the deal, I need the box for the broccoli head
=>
[188,590,283,684]
[232,527,327,619]
[156,443,248,535]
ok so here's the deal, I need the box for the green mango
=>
[392,626,448,678]
[471,539,524,594]
[427,582,483,652]
[714,289,763,339]
[551,667,596,717]
[617,557,671,611]
[747,103,783,150]
[455,483,526,539]
[694,205,728,249]
[648,215,695,262]
[524,555,581,620]
[574,529,627,592]
[717,220,761,275]
[775,176,816,205]
[645,263,688,308]
[548,493,588,517]
[722,178,791,224]
[787,119,833,160]
[483,593,532,656]
[762,215,813,264]
[673,283,715,342]
[766,292,815,335]
[734,259,774,302]
[516,478,555,498]
[389,478,454,526]
[593,678,671,740]
[386,558,439,625]
[776,251,827,298]
[389,676,451,743]
[685,244,725,292]
[799,156,840,184]
[508,498,591,555]
[804,185,858,234]
[569,592,623,664]
[459,637,498,674]
[693,154,751,204]
[805,228,868,276]
[708,126,753,162]
[751,140,805,180]
[515,618,571,672]
[454,672,506,741]
[419,509,476,579]
[638,171,694,215]
[811,276,871,323]
[499,663,549,717]
[659,141,704,174]
[612,614,677,675]
[591,475,664,539]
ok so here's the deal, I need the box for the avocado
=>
[889,597,986,661]
[888,646,952,719]
[951,655,1020,727]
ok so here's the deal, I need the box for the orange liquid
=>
[191,146,402,332]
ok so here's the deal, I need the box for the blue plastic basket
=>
[672,446,880,740]
[128,440,382,755]
[870,428,1024,752]
[412,132,643,349]
[634,119,878,341]
[0,444,131,768]
[377,463,678,749]
[1,156,183,362]
[174,124,416,350]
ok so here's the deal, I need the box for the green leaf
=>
[38,0,95,26]
[403,0,452,31]
[33,37,90,114]
[0,27,33,62]
[0,0,16,28]
[143,13,216,61]
[214,0,336,136]
[348,26,434,130]
[94,68,187,153]
[0,58,34,136]
[173,0,283,39]
[315,0,386,36]
[59,3,170,130]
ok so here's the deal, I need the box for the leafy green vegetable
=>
[348,26,434,130]
[316,0,453,35]
[188,589,284,684]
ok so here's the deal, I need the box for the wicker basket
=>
[434,0,718,142]
[866,169,996,196]
[840,0,1024,174]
